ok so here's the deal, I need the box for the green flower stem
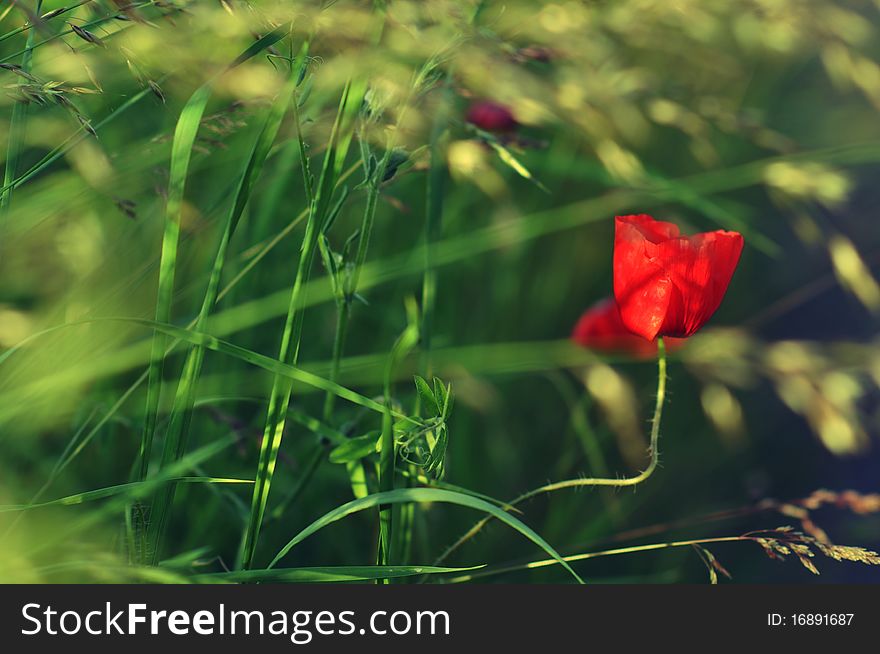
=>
[378,316,420,578]
[432,337,667,568]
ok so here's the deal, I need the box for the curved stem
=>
[431,338,667,568]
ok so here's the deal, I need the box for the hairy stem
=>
[432,337,668,568]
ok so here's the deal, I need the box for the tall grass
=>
[0,0,42,218]
[141,26,291,564]
[240,76,367,570]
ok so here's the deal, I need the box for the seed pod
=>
[41,8,68,20]
[148,80,166,104]
[70,23,105,47]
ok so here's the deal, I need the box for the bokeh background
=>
[1,0,879,583]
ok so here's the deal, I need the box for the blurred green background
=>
[1,0,880,583]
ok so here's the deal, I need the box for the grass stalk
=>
[240,78,366,570]
[139,27,292,563]
[377,309,419,576]
[419,83,451,378]
[447,533,755,583]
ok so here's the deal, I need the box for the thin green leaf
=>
[378,307,420,570]
[415,375,440,415]
[147,33,301,563]
[0,477,251,513]
[139,26,291,484]
[269,488,585,584]
[195,564,482,584]
[487,139,549,193]
[242,75,367,570]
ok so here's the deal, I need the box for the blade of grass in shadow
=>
[0,477,251,513]
[146,34,303,564]
[266,443,326,523]
[393,65,453,571]
[320,8,397,422]
[420,80,449,379]
[267,487,585,584]
[195,564,482,584]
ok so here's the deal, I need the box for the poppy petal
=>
[571,297,657,357]
[617,214,680,243]
[571,296,689,358]
[613,215,743,339]
[656,230,743,337]
[613,217,674,340]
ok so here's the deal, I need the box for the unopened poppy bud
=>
[466,101,517,133]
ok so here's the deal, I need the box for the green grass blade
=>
[241,78,366,570]
[194,564,482,584]
[146,38,303,564]
[138,80,212,483]
[20,436,240,558]
[0,478,252,513]
[420,83,450,378]
[268,487,585,584]
[139,25,290,483]
[487,138,549,193]
[0,315,402,417]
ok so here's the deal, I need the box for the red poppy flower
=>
[571,297,686,359]
[466,101,517,133]
[613,214,743,340]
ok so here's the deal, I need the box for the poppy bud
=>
[571,297,686,359]
[466,101,517,133]
[613,214,743,340]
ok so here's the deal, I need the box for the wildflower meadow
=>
[1,0,880,587]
